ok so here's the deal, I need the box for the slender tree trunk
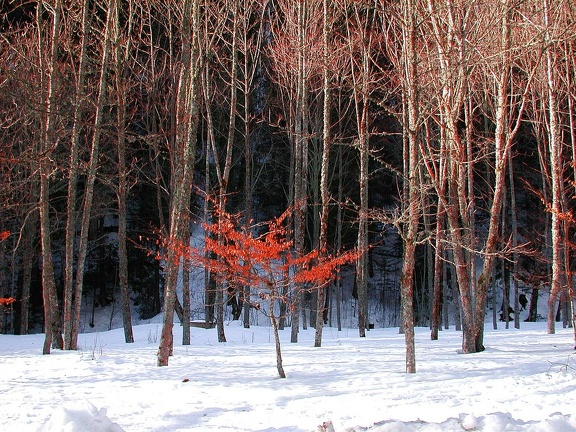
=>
[202,65,216,327]
[63,0,90,349]
[270,299,286,378]
[19,205,37,335]
[543,0,563,335]
[242,61,253,330]
[37,0,63,354]
[69,0,115,350]
[336,142,343,332]
[314,0,331,348]
[431,202,445,340]
[509,155,520,329]
[472,0,517,352]
[290,0,308,344]
[158,0,201,366]
[114,0,134,344]
[182,255,191,345]
[425,0,474,352]
[567,39,576,342]
[216,0,240,342]
[345,2,372,337]
[398,0,419,372]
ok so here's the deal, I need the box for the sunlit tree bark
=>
[158,0,203,366]
[473,0,531,351]
[397,0,420,372]
[37,0,63,354]
[314,0,332,348]
[542,0,565,335]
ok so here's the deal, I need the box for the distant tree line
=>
[0,0,575,372]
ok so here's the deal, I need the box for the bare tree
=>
[113,0,135,344]
[63,0,91,350]
[397,0,420,372]
[344,0,377,338]
[69,0,116,350]
[158,0,203,366]
[36,0,63,353]
[313,0,333,348]
[541,0,566,335]
[472,0,533,350]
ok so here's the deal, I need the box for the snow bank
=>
[359,412,576,431]
[37,401,125,432]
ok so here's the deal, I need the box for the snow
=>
[1,321,576,432]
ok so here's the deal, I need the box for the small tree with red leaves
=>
[167,205,357,378]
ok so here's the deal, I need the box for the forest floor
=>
[1,319,576,431]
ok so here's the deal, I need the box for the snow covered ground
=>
[1,320,576,431]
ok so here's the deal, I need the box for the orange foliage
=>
[0,231,9,242]
[0,297,15,306]
[159,202,359,306]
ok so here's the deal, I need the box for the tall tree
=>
[63,0,91,350]
[313,0,332,348]
[473,0,532,350]
[36,0,63,353]
[541,0,565,335]
[424,0,477,353]
[211,0,240,341]
[396,0,420,372]
[69,0,116,350]
[344,0,376,337]
[158,0,203,366]
[113,0,135,344]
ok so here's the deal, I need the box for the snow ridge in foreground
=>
[37,401,125,432]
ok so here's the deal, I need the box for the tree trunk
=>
[182,255,191,345]
[508,155,520,329]
[314,0,331,348]
[158,0,201,366]
[567,39,576,343]
[345,2,372,337]
[114,0,134,344]
[270,302,286,379]
[217,0,240,342]
[242,60,253,330]
[37,0,63,354]
[431,202,445,340]
[290,0,309,344]
[397,0,419,372]
[472,0,520,352]
[19,205,37,335]
[543,0,563,335]
[69,0,115,351]
[63,0,90,350]
[336,143,343,332]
